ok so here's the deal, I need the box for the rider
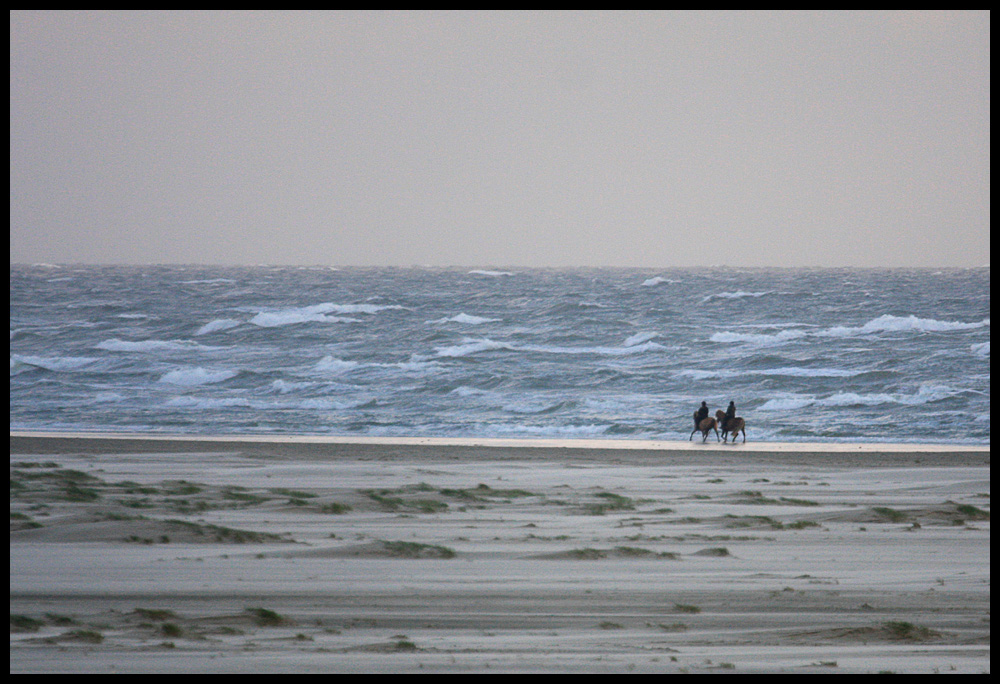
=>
[695,401,709,427]
[724,401,736,431]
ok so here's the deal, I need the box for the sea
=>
[9,264,990,445]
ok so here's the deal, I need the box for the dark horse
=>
[716,410,746,443]
[690,411,719,442]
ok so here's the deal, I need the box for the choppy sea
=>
[9,264,990,445]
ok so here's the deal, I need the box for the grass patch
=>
[163,519,286,544]
[10,614,44,632]
[614,545,657,557]
[319,502,352,514]
[248,607,288,627]
[164,481,203,496]
[673,603,701,614]
[882,620,940,641]
[568,547,608,560]
[779,497,819,507]
[269,488,317,499]
[61,483,101,502]
[393,638,419,651]
[695,547,730,557]
[161,623,184,638]
[381,541,456,559]
[222,488,270,505]
[872,507,908,523]
[585,492,636,515]
[786,520,821,530]
[954,503,989,520]
[134,608,176,621]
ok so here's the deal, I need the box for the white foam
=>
[431,313,499,325]
[96,338,221,353]
[158,367,237,386]
[11,354,98,373]
[196,318,240,335]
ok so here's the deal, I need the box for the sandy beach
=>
[10,432,990,673]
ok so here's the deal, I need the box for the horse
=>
[690,411,719,442]
[716,410,746,443]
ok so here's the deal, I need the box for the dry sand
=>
[10,433,990,673]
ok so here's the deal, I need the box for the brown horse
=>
[690,411,719,442]
[716,410,746,443]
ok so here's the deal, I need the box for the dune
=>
[10,432,990,673]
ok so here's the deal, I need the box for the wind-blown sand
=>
[10,433,990,674]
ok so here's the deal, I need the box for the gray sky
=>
[9,10,991,268]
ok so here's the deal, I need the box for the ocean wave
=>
[435,338,513,358]
[753,366,861,378]
[715,314,989,347]
[522,341,666,356]
[196,318,241,335]
[316,356,361,373]
[624,331,659,347]
[165,395,251,408]
[449,385,492,397]
[971,341,990,357]
[97,338,223,353]
[250,302,404,328]
[710,329,809,346]
[641,276,680,287]
[430,313,499,325]
[469,269,514,277]
[269,379,316,394]
[703,290,773,302]
[314,355,440,376]
[11,354,100,374]
[759,384,961,411]
[822,314,990,337]
[433,335,666,359]
[158,367,238,386]
[485,423,612,437]
[674,369,729,380]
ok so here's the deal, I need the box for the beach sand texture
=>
[10,434,990,673]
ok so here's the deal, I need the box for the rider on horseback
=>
[695,401,709,427]
[723,401,736,431]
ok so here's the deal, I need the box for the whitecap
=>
[250,302,402,328]
[158,367,237,386]
[431,313,499,325]
[823,314,989,337]
[673,369,729,380]
[450,386,491,397]
[705,290,773,301]
[641,276,679,287]
[521,340,666,356]
[196,318,240,335]
[710,329,808,346]
[469,269,514,277]
[97,338,222,353]
[165,395,251,407]
[316,356,360,373]
[435,338,512,358]
[624,331,659,347]
[758,394,817,411]
[754,367,860,378]
[11,354,99,373]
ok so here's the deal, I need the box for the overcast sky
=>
[9,10,991,268]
